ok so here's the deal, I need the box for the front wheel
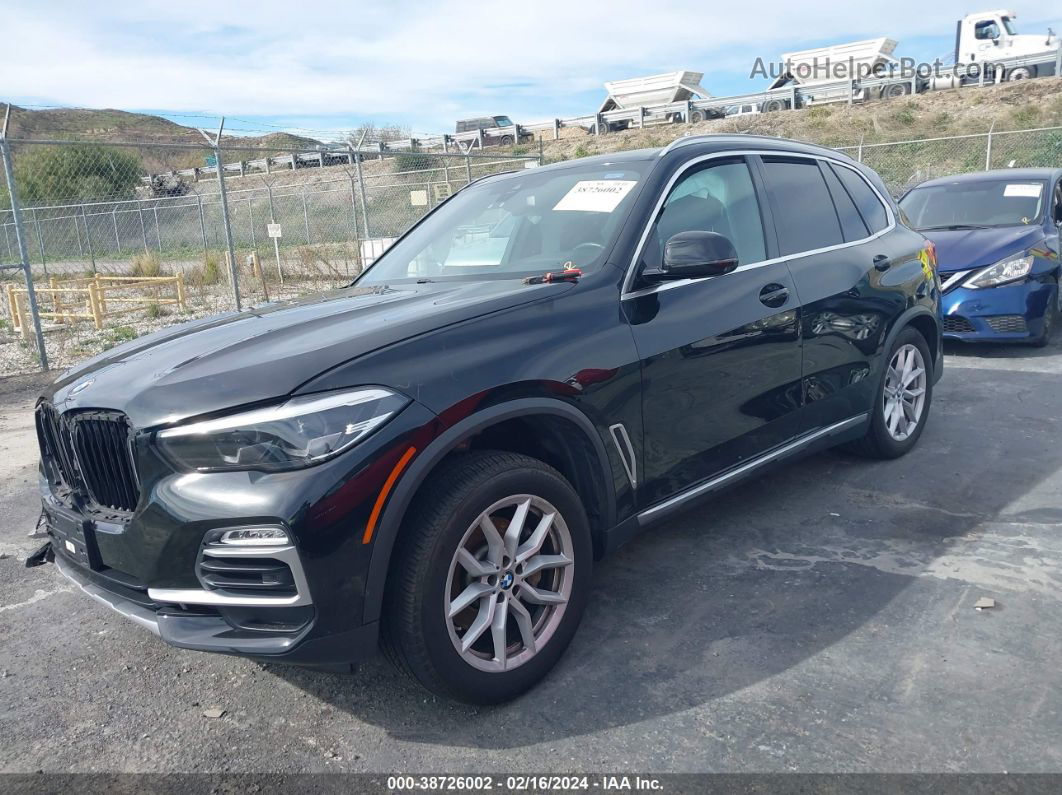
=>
[382,451,592,703]
[847,327,933,458]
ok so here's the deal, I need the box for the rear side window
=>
[831,164,889,233]
[821,163,870,242]
[760,157,843,256]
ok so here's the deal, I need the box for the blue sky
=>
[2,1,1059,140]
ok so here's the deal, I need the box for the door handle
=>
[759,283,789,308]
[873,254,892,272]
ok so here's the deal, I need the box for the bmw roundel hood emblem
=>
[69,378,94,396]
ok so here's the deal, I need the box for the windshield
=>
[899,180,1046,230]
[1002,16,1018,35]
[493,116,514,127]
[356,161,649,285]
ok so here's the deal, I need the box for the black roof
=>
[503,134,860,178]
[915,168,1062,188]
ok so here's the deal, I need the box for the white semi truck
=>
[596,71,723,131]
[955,9,1059,79]
[763,9,1059,110]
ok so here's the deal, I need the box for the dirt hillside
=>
[534,78,1062,161]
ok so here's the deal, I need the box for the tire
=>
[381,451,592,704]
[763,99,787,113]
[689,109,706,124]
[499,135,514,146]
[847,327,933,459]
[1030,278,1058,347]
[884,82,910,99]
[1007,66,1035,81]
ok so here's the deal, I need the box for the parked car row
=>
[26,133,1059,706]
[899,168,1062,346]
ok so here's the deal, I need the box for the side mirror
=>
[646,231,739,281]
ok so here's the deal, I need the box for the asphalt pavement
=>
[2,339,1062,774]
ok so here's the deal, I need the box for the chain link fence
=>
[2,113,1061,376]
[0,120,539,373]
[838,125,1062,196]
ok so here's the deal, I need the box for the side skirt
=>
[600,413,869,554]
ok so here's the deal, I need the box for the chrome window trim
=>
[621,150,896,299]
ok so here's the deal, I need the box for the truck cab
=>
[957,9,1060,77]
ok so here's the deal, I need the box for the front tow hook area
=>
[25,540,54,568]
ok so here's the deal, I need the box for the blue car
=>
[899,169,1062,346]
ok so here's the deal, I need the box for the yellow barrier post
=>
[94,273,107,315]
[12,290,31,340]
[5,284,18,334]
[88,281,104,330]
[175,271,186,311]
[49,277,62,319]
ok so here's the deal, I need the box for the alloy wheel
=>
[883,344,927,441]
[445,495,574,673]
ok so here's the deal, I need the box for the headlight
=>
[156,387,409,472]
[964,254,1034,289]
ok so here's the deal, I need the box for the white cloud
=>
[0,0,1053,130]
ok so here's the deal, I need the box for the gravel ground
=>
[2,340,1062,774]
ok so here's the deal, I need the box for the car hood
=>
[922,225,1044,273]
[45,279,570,428]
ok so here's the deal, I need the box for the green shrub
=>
[1011,104,1041,128]
[572,144,591,159]
[10,144,144,205]
[892,106,917,126]
[104,326,138,349]
[393,152,434,172]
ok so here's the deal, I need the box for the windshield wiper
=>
[918,224,992,231]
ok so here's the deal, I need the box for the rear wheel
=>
[382,451,592,704]
[1007,66,1035,81]
[847,327,933,458]
[763,99,787,113]
[884,82,910,99]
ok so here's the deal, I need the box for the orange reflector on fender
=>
[362,446,417,545]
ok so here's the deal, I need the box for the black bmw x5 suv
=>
[34,134,942,703]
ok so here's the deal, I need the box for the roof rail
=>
[658,133,720,157]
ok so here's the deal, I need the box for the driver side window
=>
[641,159,766,269]
[975,20,1000,40]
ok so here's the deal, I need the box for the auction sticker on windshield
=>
[1003,183,1042,198]
[554,180,637,212]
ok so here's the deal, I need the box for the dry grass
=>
[129,251,163,278]
[537,79,1062,162]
